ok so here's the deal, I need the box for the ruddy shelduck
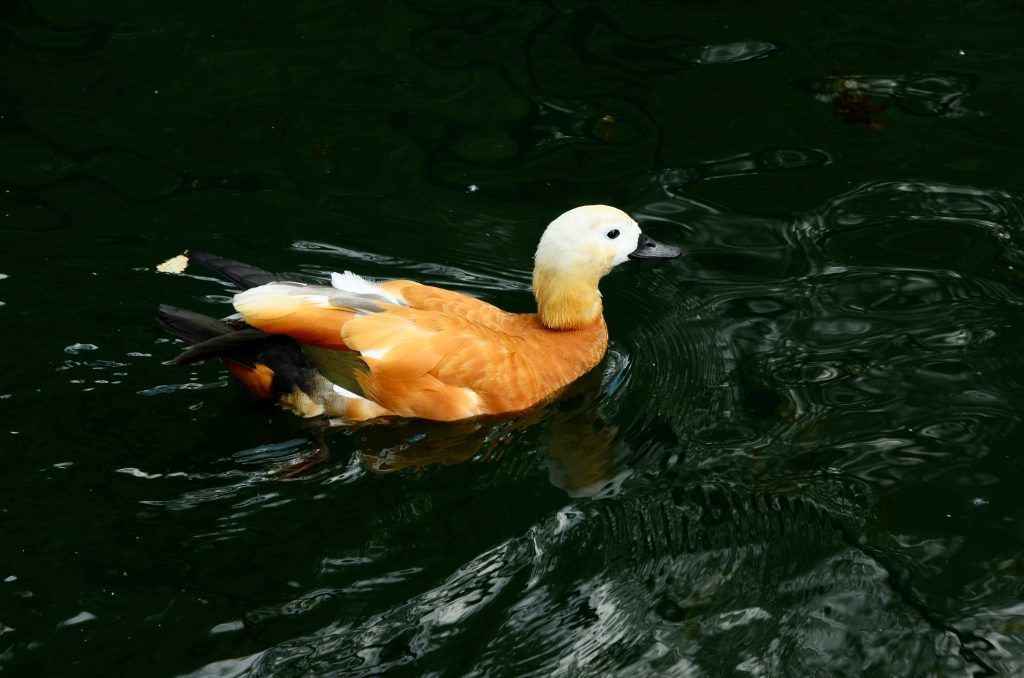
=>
[158,205,680,422]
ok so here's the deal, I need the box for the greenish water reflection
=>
[3,1,1024,675]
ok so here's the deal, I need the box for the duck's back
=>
[347,282,609,419]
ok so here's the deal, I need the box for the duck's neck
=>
[533,265,603,329]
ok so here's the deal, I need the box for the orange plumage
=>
[223,361,275,399]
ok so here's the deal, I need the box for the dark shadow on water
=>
[276,364,632,500]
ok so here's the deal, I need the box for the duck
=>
[157,205,680,423]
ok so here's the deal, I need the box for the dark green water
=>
[4,1,1024,675]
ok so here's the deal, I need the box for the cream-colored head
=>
[532,205,679,329]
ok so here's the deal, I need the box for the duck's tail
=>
[156,254,393,422]
[157,304,294,387]
[156,305,243,350]
[156,304,337,416]
[186,251,289,290]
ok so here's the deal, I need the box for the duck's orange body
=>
[239,279,608,421]
[158,206,678,424]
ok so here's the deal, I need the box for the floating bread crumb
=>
[156,252,189,274]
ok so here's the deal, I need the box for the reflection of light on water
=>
[64,342,98,354]
[693,40,779,65]
[178,654,263,678]
[137,381,226,396]
[293,239,531,293]
[655,147,832,192]
[794,71,978,119]
[233,438,308,464]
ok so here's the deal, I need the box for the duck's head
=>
[533,205,680,329]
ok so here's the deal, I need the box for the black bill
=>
[628,232,681,260]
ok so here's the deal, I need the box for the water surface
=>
[3,1,1024,675]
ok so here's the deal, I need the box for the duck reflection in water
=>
[283,364,624,498]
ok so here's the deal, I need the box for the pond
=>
[2,1,1024,675]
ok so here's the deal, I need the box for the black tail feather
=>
[188,251,290,290]
[157,305,238,345]
[157,305,282,365]
[172,328,274,365]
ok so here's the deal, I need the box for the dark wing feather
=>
[171,328,275,365]
[157,305,240,345]
[188,251,290,290]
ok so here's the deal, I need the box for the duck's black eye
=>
[607,229,620,239]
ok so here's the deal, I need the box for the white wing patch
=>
[331,271,404,306]
[234,276,405,320]
[332,383,363,399]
